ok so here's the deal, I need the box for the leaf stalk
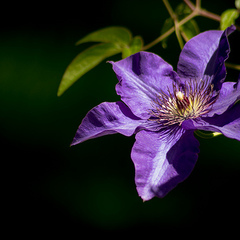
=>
[143,0,222,51]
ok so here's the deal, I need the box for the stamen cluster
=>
[150,79,217,127]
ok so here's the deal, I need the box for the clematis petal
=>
[206,80,240,117]
[71,101,144,146]
[182,103,240,141]
[131,129,200,201]
[177,26,235,91]
[110,51,180,119]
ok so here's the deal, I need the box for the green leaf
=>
[129,36,143,54]
[220,9,239,30]
[236,0,240,10]
[160,17,174,48]
[122,36,143,58]
[76,26,132,47]
[57,43,121,96]
[160,2,200,48]
[121,48,131,59]
[175,3,199,42]
[180,19,199,41]
[175,2,191,18]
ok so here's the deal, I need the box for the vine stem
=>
[142,9,197,50]
[162,0,184,49]
[142,27,175,51]
[142,0,221,51]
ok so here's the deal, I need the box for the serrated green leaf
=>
[236,0,240,10]
[180,19,199,41]
[76,26,132,47]
[220,9,239,30]
[122,36,143,58]
[57,43,121,96]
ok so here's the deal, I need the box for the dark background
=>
[1,0,240,236]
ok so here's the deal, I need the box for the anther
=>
[149,78,216,129]
[176,91,184,101]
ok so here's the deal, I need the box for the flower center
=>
[149,79,217,128]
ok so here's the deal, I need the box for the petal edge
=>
[131,129,199,201]
[71,101,143,146]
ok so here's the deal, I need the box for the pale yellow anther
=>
[176,91,184,101]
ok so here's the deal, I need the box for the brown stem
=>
[184,0,221,22]
[142,27,175,50]
[198,8,221,22]
[183,0,195,11]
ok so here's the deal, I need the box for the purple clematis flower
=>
[71,25,240,201]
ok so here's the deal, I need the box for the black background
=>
[1,0,240,237]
